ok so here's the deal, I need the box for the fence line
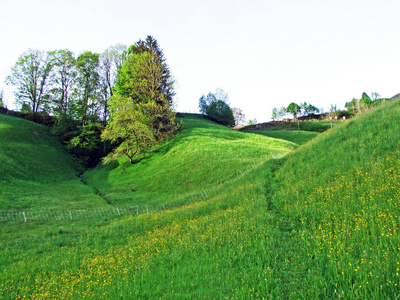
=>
[0,188,217,224]
[0,162,268,224]
[0,204,162,223]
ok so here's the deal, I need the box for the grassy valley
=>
[83,114,298,208]
[1,98,400,298]
[0,114,106,211]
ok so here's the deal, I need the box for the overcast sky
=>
[1,0,400,122]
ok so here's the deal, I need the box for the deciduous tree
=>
[49,49,76,117]
[286,102,301,120]
[98,44,127,124]
[198,89,234,126]
[6,49,53,113]
[75,51,100,124]
[199,93,216,115]
[206,100,235,126]
[248,118,257,125]
[232,107,245,126]
[102,95,157,164]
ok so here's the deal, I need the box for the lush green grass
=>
[268,97,400,298]
[2,99,400,299]
[242,119,339,133]
[83,114,297,208]
[1,113,298,299]
[0,114,106,210]
[243,130,319,146]
[1,162,283,299]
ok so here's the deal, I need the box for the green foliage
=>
[205,100,235,126]
[273,102,320,121]
[51,118,109,167]
[4,84,400,298]
[5,100,400,297]
[198,92,216,115]
[104,36,178,164]
[248,118,258,125]
[20,103,32,114]
[98,44,128,124]
[286,102,301,119]
[86,114,296,206]
[6,49,54,113]
[125,35,175,106]
[66,123,106,167]
[101,95,156,164]
[271,107,279,121]
[75,51,100,124]
[265,120,335,132]
[300,101,319,116]
[49,49,77,117]
[198,89,235,126]
[344,92,387,115]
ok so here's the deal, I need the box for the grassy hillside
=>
[0,114,106,210]
[243,129,319,145]
[1,114,298,299]
[269,97,400,298]
[2,99,400,299]
[83,114,297,208]
[242,119,337,133]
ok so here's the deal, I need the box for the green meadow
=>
[0,114,105,211]
[1,99,400,299]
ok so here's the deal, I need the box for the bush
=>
[198,89,235,126]
[205,100,235,126]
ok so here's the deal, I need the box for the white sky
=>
[1,0,400,122]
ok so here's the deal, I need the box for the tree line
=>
[5,36,178,167]
[272,102,320,121]
[271,92,390,123]
[6,45,127,123]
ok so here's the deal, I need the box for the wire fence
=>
[0,185,223,224]
[0,204,168,223]
[0,158,279,224]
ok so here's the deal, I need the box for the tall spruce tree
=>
[102,36,178,164]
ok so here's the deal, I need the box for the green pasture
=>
[0,114,106,211]
[1,99,400,298]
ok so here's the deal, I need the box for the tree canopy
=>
[102,36,178,164]
[6,49,53,113]
[198,89,235,126]
[272,101,320,121]
[4,37,177,167]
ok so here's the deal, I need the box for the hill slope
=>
[0,114,106,210]
[2,99,400,299]
[269,97,400,297]
[1,114,299,299]
[83,114,298,208]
